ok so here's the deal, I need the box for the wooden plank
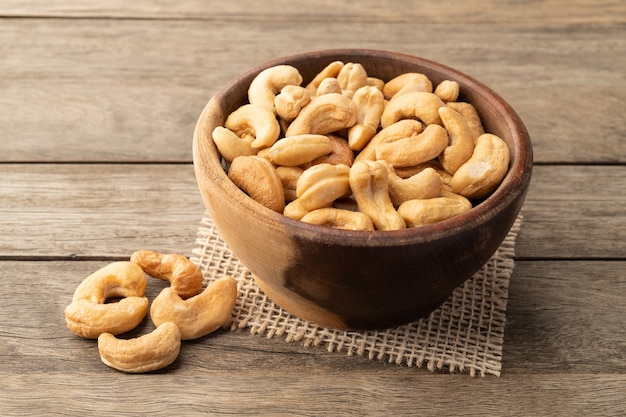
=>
[1,260,624,416]
[2,164,625,259]
[0,0,624,25]
[1,19,624,163]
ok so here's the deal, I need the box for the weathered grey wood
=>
[0,0,624,25]
[1,19,624,163]
[1,260,624,416]
[2,164,624,259]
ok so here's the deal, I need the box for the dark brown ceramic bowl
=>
[193,49,532,330]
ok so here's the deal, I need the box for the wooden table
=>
[1,1,624,415]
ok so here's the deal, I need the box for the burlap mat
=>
[191,213,522,377]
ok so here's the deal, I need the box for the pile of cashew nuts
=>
[64,251,238,373]
[213,61,511,231]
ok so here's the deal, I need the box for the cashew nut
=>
[382,72,433,99]
[446,101,485,141]
[71,261,146,303]
[367,76,385,92]
[382,163,444,207]
[397,194,472,228]
[337,62,368,99]
[450,133,511,199]
[65,297,149,339]
[224,103,281,149]
[304,60,344,96]
[348,85,385,151]
[349,160,406,231]
[150,276,238,340]
[212,126,257,163]
[301,134,354,168]
[434,80,460,102]
[130,250,204,299]
[355,119,423,163]
[394,160,453,189]
[267,134,332,167]
[438,105,476,174]
[97,322,181,373]
[285,93,357,137]
[374,124,449,168]
[248,65,303,114]
[276,166,303,202]
[295,163,351,211]
[380,92,445,128]
[274,85,311,123]
[301,208,375,231]
[228,155,285,213]
[316,77,342,96]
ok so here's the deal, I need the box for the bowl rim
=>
[193,48,533,248]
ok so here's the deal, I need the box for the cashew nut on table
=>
[210,61,511,231]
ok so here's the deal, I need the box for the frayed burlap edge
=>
[191,214,522,377]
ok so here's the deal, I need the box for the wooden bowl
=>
[193,49,532,330]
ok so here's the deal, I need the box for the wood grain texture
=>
[1,19,624,163]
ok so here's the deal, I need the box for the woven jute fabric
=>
[191,213,522,377]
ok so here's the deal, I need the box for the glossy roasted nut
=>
[228,155,285,213]
[285,93,357,137]
[451,133,511,199]
[248,65,303,113]
[382,72,433,99]
[212,126,256,163]
[97,322,181,373]
[446,101,485,141]
[337,62,368,99]
[65,296,149,339]
[150,276,238,340]
[295,163,352,211]
[380,92,445,127]
[438,105,475,174]
[267,134,332,167]
[130,250,204,299]
[434,80,460,102]
[348,85,385,151]
[349,160,406,231]
[302,134,354,168]
[274,85,311,123]
[224,103,281,149]
[301,208,375,231]
[276,166,303,202]
[304,60,344,96]
[382,163,443,207]
[397,194,472,228]
[71,261,147,303]
[375,124,449,168]
[355,119,424,163]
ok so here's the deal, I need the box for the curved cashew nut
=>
[394,160,453,190]
[382,72,433,99]
[274,85,311,122]
[130,250,204,299]
[228,155,285,213]
[295,163,351,211]
[248,65,303,113]
[337,62,368,99]
[316,77,342,96]
[349,160,406,231]
[367,76,385,92]
[224,103,281,149]
[397,194,472,228]
[301,208,375,231]
[301,134,354,168]
[305,60,344,96]
[446,101,485,141]
[380,92,445,128]
[450,133,511,199]
[267,134,332,167]
[65,297,149,339]
[276,166,303,202]
[434,80,460,102]
[355,119,424,163]
[150,276,238,340]
[382,163,443,207]
[348,85,385,151]
[375,123,449,168]
[438,106,475,174]
[285,93,357,137]
[97,322,181,373]
[212,126,256,163]
[71,261,146,303]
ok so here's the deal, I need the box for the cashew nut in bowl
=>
[446,101,485,141]
[348,85,385,151]
[301,134,354,168]
[304,60,344,96]
[301,208,375,231]
[267,134,332,167]
[438,105,475,174]
[97,322,181,373]
[276,166,303,202]
[336,62,368,99]
[211,126,257,163]
[228,155,285,213]
[130,250,204,299]
[374,123,449,168]
[380,92,445,127]
[274,85,311,122]
[71,261,146,303]
[381,162,443,207]
[285,93,357,137]
[397,193,472,228]
[224,103,281,149]
[150,276,238,340]
[294,163,351,212]
[316,77,342,96]
[354,119,424,163]
[382,72,433,99]
[434,80,460,103]
[248,64,303,114]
